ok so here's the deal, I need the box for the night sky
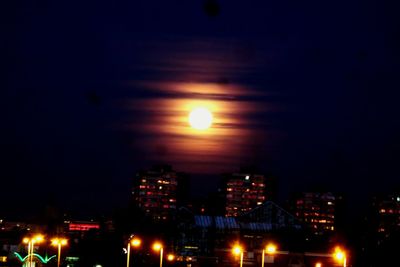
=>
[1,0,400,218]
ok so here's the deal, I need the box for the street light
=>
[51,238,68,267]
[315,262,322,267]
[262,243,277,267]
[232,244,244,267]
[23,234,44,267]
[167,254,175,262]
[333,247,347,267]
[126,237,141,267]
[152,242,163,267]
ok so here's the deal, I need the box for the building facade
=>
[223,173,269,217]
[132,165,187,221]
[373,193,400,239]
[292,192,336,235]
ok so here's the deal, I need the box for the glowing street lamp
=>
[232,244,244,267]
[152,242,163,267]
[126,237,141,267]
[333,247,347,267]
[51,238,68,267]
[261,243,277,267]
[167,254,175,262]
[315,262,322,267]
[23,235,44,267]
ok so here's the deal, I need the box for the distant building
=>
[223,172,273,217]
[372,193,400,239]
[292,192,336,235]
[175,201,303,265]
[132,165,189,221]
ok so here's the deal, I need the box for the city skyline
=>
[2,0,400,220]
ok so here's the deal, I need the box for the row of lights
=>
[22,235,68,267]
[126,237,176,267]
[232,243,347,267]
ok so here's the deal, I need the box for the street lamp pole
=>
[127,237,141,267]
[126,243,131,267]
[30,240,35,267]
[27,241,32,267]
[159,247,163,267]
[232,244,244,267]
[23,235,44,267]
[57,243,62,267]
[152,242,163,267]
[51,238,67,267]
[261,249,265,267]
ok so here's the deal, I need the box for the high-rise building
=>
[223,172,269,217]
[372,193,400,239]
[292,192,336,235]
[132,165,188,221]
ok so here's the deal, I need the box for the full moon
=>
[188,107,213,130]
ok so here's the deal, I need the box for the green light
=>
[14,252,56,264]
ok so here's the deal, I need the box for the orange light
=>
[266,243,277,254]
[131,238,141,247]
[152,242,162,252]
[333,247,346,262]
[34,234,44,243]
[23,237,30,244]
[315,262,322,267]
[167,254,175,261]
[51,238,68,246]
[232,245,242,256]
